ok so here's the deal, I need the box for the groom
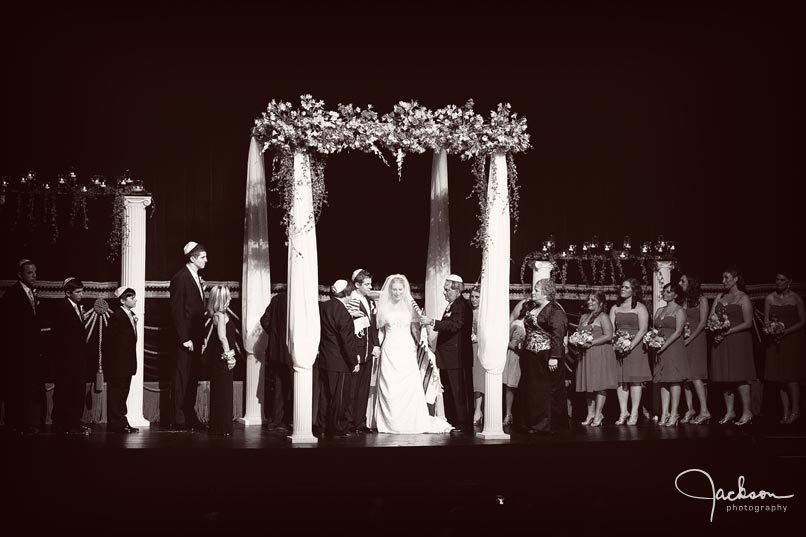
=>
[347,269,380,433]
[420,274,473,432]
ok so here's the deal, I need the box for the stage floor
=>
[2,421,804,535]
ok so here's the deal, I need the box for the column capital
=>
[655,259,675,270]
[123,195,153,208]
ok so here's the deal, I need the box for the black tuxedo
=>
[0,281,44,429]
[349,292,379,430]
[103,306,137,431]
[318,298,360,435]
[169,265,205,426]
[260,292,293,428]
[433,295,474,429]
[51,298,88,431]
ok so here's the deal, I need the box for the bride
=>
[371,274,453,434]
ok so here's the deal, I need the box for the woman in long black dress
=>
[519,278,568,434]
[205,285,238,436]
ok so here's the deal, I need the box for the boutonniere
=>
[133,314,139,324]
[32,288,40,305]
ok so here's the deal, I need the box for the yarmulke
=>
[351,268,364,281]
[17,258,32,269]
[114,286,135,298]
[63,277,76,287]
[332,279,349,294]
[446,274,463,284]
[183,241,199,255]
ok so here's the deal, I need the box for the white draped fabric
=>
[240,137,271,424]
[425,150,451,332]
[288,151,321,442]
[477,151,510,438]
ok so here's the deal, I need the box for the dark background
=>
[1,1,803,285]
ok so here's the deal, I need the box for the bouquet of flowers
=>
[643,328,665,350]
[525,328,551,353]
[613,329,633,355]
[683,322,691,340]
[221,349,237,370]
[763,320,786,342]
[706,310,731,344]
[569,330,594,348]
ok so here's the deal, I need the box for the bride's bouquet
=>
[643,328,665,350]
[612,329,633,356]
[763,320,786,342]
[683,322,691,340]
[569,329,594,348]
[221,349,236,371]
[525,328,551,353]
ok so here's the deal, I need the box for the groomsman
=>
[1,259,44,434]
[348,269,379,433]
[260,291,293,432]
[420,274,473,432]
[318,279,361,438]
[169,241,208,431]
[51,277,90,434]
[103,287,140,433]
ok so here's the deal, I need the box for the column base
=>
[289,433,319,444]
[237,416,263,426]
[126,416,151,428]
[476,431,510,440]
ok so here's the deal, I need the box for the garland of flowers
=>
[0,171,149,261]
[252,96,530,247]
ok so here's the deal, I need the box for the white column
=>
[531,260,554,291]
[477,151,509,440]
[238,354,263,425]
[121,194,152,428]
[653,260,673,315]
[287,151,321,444]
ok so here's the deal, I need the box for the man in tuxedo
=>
[260,291,293,432]
[168,241,208,431]
[1,259,44,434]
[420,274,473,432]
[347,269,380,433]
[318,279,361,438]
[51,277,90,435]
[103,287,140,433]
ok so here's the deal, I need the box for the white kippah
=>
[351,268,364,281]
[63,277,76,287]
[446,274,463,284]
[17,258,32,269]
[332,279,348,294]
[114,286,135,298]
[183,241,199,255]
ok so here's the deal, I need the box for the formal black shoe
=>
[450,427,465,434]
[123,426,140,433]
[268,424,290,433]
[66,427,90,435]
[80,425,92,433]
[169,423,190,431]
[356,426,373,434]
[190,422,209,432]
[22,426,40,435]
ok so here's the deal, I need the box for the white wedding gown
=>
[373,310,453,434]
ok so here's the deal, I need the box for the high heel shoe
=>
[664,414,680,427]
[718,415,736,425]
[735,415,753,426]
[692,413,711,425]
[680,410,696,424]
[590,415,603,427]
[627,414,639,426]
[580,415,595,426]
[785,411,800,425]
[615,412,629,425]
[502,414,513,426]
[658,414,670,427]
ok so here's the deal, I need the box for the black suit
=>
[433,296,474,429]
[0,281,43,430]
[169,265,205,426]
[260,292,293,429]
[348,292,379,430]
[103,306,137,431]
[318,298,360,435]
[51,298,88,431]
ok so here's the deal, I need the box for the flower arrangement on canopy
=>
[251,95,530,248]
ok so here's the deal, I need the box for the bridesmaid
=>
[610,278,651,425]
[575,291,618,427]
[204,285,238,436]
[470,287,484,425]
[503,300,533,426]
[679,274,711,424]
[652,283,690,426]
[709,267,755,426]
[763,271,806,424]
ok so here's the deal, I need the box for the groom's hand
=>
[420,315,431,325]
[352,364,360,373]
[372,346,380,359]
